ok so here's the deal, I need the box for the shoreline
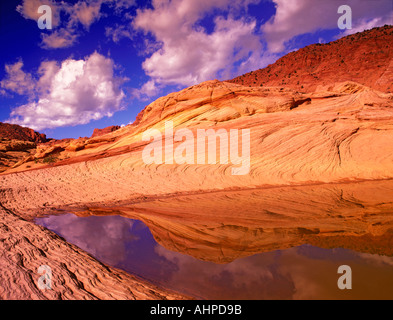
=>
[0,203,189,300]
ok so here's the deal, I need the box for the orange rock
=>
[0,122,47,143]
[228,25,393,93]
[91,125,120,138]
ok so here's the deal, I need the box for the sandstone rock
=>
[0,122,47,143]
[34,146,64,160]
[91,125,121,138]
[229,25,393,93]
[65,142,85,152]
[0,139,36,172]
[0,206,186,300]
[0,140,36,152]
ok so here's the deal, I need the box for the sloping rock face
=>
[91,125,121,138]
[6,79,392,185]
[228,25,393,93]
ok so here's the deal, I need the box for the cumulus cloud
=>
[0,60,35,96]
[131,79,161,101]
[129,0,391,99]
[133,0,266,92]
[36,60,60,94]
[16,0,392,102]
[5,52,125,131]
[262,0,393,53]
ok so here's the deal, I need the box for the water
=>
[35,213,393,299]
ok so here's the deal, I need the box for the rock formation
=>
[0,123,49,173]
[0,26,393,299]
[229,25,393,93]
[0,122,47,143]
[91,125,121,138]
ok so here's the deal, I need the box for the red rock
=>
[228,25,393,93]
[0,122,47,143]
[91,125,120,138]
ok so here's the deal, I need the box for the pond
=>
[35,213,393,299]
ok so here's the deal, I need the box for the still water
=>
[35,213,393,299]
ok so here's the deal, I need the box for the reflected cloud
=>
[38,214,136,265]
[36,213,393,299]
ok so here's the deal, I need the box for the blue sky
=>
[0,0,392,139]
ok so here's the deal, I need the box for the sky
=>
[0,0,392,139]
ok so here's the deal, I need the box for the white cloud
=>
[17,0,120,49]
[105,25,134,43]
[131,79,161,101]
[6,52,125,131]
[341,13,393,36]
[262,0,393,53]
[16,0,392,103]
[133,0,266,92]
[0,60,35,96]
[16,0,61,27]
[36,61,60,94]
[110,0,136,12]
[40,28,79,49]
[67,0,103,29]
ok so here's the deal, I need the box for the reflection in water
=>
[36,213,393,300]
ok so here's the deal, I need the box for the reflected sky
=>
[35,213,393,300]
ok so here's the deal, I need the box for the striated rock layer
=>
[3,79,393,190]
[1,78,393,299]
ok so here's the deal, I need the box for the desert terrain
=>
[1,26,393,299]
